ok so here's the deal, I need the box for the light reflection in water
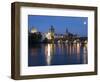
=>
[68,43,80,56]
[76,43,80,55]
[30,48,38,56]
[83,45,87,64]
[76,43,80,61]
[44,43,86,65]
[58,44,64,55]
[28,43,88,66]
[72,44,75,54]
[69,45,72,55]
[44,44,54,65]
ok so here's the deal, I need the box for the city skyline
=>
[28,15,88,37]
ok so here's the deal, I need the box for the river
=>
[28,43,87,66]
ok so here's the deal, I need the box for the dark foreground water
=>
[28,43,87,66]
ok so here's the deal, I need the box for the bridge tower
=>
[66,28,69,35]
[49,25,55,42]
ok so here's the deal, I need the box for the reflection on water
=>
[28,43,88,66]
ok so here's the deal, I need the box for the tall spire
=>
[49,25,55,33]
[66,27,68,34]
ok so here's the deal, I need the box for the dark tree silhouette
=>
[28,32,42,44]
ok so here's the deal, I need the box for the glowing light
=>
[84,21,87,25]
[45,44,54,65]
[69,45,72,55]
[31,28,37,33]
[46,44,51,65]
[76,43,80,55]
[84,40,87,44]
[65,40,68,43]
[48,44,51,57]
[73,40,77,44]
[46,32,52,40]
[83,46,87,64]
[44,44,48,56]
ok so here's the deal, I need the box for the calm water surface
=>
[28,43,87,66]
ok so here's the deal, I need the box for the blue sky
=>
[28,15,88,37]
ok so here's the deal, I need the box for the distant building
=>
[49,25,55,33]
[46,32,52,40]
[41,33,46,40]
[54,34,64,39]
[30,27,37,33]
[46,25,55,40]
[66,28,69,35]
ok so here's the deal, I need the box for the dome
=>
[30,27,37,33]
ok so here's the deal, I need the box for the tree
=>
[29,32,42,43]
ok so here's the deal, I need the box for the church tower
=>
[49,25,55,33]
[47,25,55,42]
[66,28,69,35]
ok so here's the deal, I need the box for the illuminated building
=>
[46,26,55,40]
[30,27,37,33]
[46,32,52,40]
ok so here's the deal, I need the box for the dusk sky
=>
[28,15,88,37]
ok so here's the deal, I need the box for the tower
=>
[48,25,55,42]
[49,25,55,33]
[66,28,68,35]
